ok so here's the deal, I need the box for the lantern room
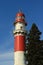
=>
[14,10,27,26]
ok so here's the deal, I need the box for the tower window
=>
[22,16,25,19]
[16,16,21,19]
[20,26,23,29]
[16,16,25,19]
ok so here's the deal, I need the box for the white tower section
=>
[14,22,26,36]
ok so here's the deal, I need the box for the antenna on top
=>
[19,8,22,13]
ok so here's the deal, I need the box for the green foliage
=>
[25,23,43,65]
[28,23,41,43]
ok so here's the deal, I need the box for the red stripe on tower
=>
[14,35,25,51]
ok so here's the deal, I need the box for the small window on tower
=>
[22,16,25,19]
[17,16,21,19]
[20,26,23,29]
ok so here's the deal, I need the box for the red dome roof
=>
[16,12,25,17]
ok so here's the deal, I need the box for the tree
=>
[39,40,43,65]
[25,23,41,65]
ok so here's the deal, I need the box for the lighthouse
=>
[13,10,27,65]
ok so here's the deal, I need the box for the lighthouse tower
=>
[13,10,27,65]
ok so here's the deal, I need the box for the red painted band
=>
[16,13,25,17]
[14,35,25,52]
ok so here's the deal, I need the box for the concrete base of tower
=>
[14,51,25,65]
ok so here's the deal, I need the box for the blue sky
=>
[0,0,43,65]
